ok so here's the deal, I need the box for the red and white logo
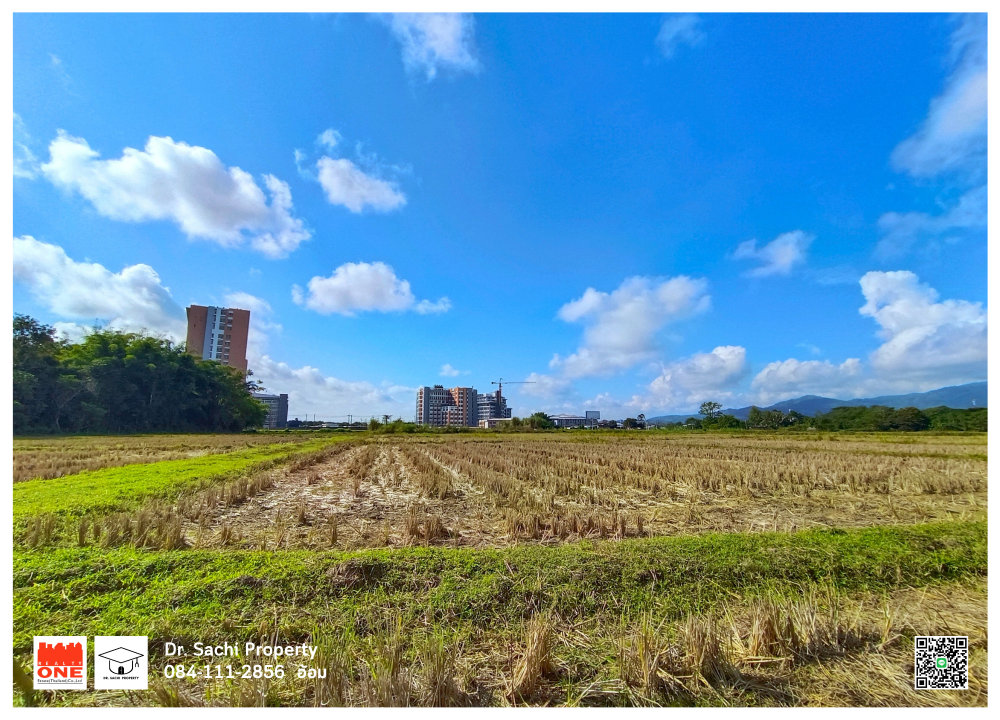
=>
[34,636,87,689]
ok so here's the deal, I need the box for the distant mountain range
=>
[646,381,987,424]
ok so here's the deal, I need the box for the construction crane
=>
[491,378,535,402]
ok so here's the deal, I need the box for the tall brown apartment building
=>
[185,305,250,373]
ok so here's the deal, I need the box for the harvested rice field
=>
[12,431,988,707]
[177,433,987,551]
[13,432,312,483]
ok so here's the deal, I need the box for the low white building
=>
[549,413,596,428]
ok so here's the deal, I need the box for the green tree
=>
[13,315,98,432]
[889,406,931,431]
[699,401,723,419]
[526,412,554,429]
[712,414,743,429]
[13,315,266,433]
[924,406,987,431]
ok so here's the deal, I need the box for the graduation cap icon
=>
[98,647,144,676]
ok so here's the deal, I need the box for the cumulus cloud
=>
[292,261,450,317]
[752,358,863,404]
[316,156,406,213]
[891,14,986,182]
[439,363,463,377]
[552,275,711,378]
[876,184,986,258]
[13,235,186,339]
[381,13,479,80]
[859,270,986,385]
[655,14,705,58]
[250,354,417,420]
[40,132,310,258]
[646,345,749,407]
[751,270,987,401]
[732,230,813,277]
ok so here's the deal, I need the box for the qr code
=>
[914,636,968,689]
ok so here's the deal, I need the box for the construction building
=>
[416,386,478,427]
[477,391,511,424]
[185,305,250,373]
[253,392,288,429]
[415,385,516,427]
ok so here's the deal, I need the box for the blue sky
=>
[13,13,987,420]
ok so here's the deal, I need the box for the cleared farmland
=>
[13,432,313,483]
[12,431,988,707]
[159,433,987,551]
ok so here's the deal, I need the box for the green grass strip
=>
[13,520,984,656]
[13,437,346,522]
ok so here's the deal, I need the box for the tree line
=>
[658,400,986,432]
[13,315,267,434]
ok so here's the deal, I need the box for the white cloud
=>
[876,184,986,258]
[750,270,988,402]
[317,128,342,151]
[732,230,813,277]
[553,275,710,378]
[414,297,452,315]
[51,321,92,344]
[40,132,310,258]
[517,372,576,401]
[13,113,37,179]
[224,290,272,318]
[13,235,186,339]
[646,345,749,408]
[656,14,705,59]
[879,15,986,259]
[891,14,986,182]
[316,156,406,213]
[439,363,464,377]
[293,261,450,317]
[860,270,986,385]
[381,13,479,80]
[250,354,416,420]
[751,358,863,404]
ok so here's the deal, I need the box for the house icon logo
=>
[94,636,148,689]
[99,646,143,676]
